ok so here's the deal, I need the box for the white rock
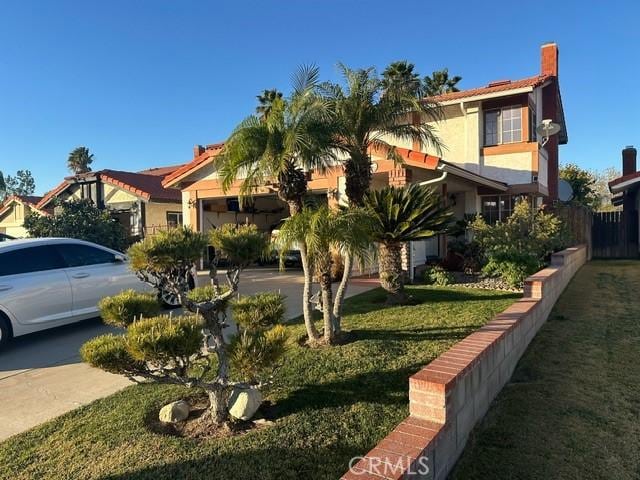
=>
[159,400,190,423]
[228,386,263,421]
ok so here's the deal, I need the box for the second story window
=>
[484,106,522,146]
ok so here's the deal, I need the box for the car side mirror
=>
[113,254,126,263]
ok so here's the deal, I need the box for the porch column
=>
[439,183,449,258]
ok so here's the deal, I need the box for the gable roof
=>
[0,194,46,217]
[100,169,181,202]
[162,143,225,188]
[427,75,552,103]
[137,164,184,177]
[37,168,181,208]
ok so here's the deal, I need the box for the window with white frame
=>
[166,211,183,228]
[483,106,522,146]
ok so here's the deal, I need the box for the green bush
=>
[231,292,286,330]
[98,290,161,327]
[471,199,566,287]
[126,315,203,362]
[423,265,454,286]
[80,334,142,374]
[228,325,289,382]
[210,224,269,269]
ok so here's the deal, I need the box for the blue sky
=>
[0,0,638,195]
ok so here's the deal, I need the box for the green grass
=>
[0,286,517,480]
[451,260,640,480]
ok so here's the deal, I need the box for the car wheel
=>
[160,274,195,309]
[0,313,12,349]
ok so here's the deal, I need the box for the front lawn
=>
[451,260,640,480]
[0,286,516,480]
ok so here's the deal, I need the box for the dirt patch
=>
[147,393,276,440]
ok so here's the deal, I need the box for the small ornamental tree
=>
[82,225,288,426]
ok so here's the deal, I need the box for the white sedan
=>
[0,238,154,347]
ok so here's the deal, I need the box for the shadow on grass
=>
[98,445,363,480]
[272,362,424,418]
[349,325,478,343]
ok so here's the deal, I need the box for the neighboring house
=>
[608,146,639,255]
[37,166,184,239]
[163,43,567,275]
[0,195,47,238]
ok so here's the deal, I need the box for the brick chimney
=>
[622,146,637,176]
[193,145,205,158]
[541,42,559,77]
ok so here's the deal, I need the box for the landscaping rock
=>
[159,400,190,423]
[228,386,262,421]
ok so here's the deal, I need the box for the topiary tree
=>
[98,290,160,327]
[82,224,288,426]
[24,198,127,251]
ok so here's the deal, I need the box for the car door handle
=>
[72,273,90,279]
[0,285,12,292]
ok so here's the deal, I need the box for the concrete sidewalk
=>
[0,268,376,441]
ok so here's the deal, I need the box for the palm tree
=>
[423,68,462,97]
[218,65,335,343]
[256,89,283,120]
[364,184,452,304]
[276,205,371,344]
[382,61,422,97]
[320,63,443,207]
[67,146,94,174]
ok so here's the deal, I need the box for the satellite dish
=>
[536,119,561,147]
[558,179,574,202]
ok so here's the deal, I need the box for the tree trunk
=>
[300,243,320,342]
[207,385,228,425]
[378,242,408,305]
[319,271,335,344]
[344,150,372,207]
[332,252,353,335]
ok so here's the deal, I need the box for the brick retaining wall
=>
[342,245,588,480]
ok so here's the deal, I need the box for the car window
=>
[0,245,65,276]
[55,244,116,268]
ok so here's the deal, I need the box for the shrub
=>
[447,238,484,273]
[98,290,160,327]
[126,315,203,363]
[24,198,127,251]
[231,292,286,330]
[423,265,454,286]
[210,224,269,269]
[229,325,289,383]
[471,199,566,287]
[80,334,142,374]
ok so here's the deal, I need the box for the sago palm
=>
[276,205,372,344]
[319,63,443,206]
[365,184,452,304]
[67,146,94,174]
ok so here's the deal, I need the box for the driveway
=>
[0,268,376,441]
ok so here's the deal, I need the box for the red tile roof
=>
[428,75,551,103]
[99,169,181,202]
[0,195,47,216]
[162,143,225,187]
[137,164,184,177]
[37,181,70,209]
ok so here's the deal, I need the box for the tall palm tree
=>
[320,63,443,207]
[364,184,452,304]
[423,68,462,96]
[218,65,335,343]
[67,146,94,174]
[382,61,422,97]
[276,205,371,344]
[255,89,283,120]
